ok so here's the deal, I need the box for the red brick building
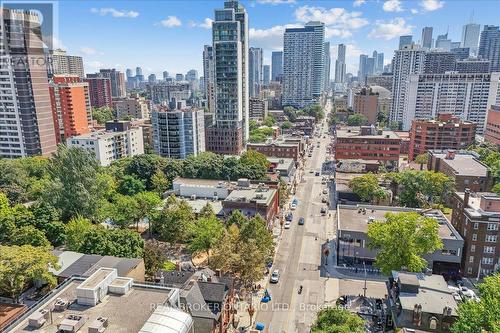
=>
[247,139,300,161]
[408,113,476,160]
[484,105,500,146]
[84,75,113,109]
[334,126,401,169]
[206,126,244,155]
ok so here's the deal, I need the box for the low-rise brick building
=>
[247,138,301,161]
[484,105,500,146]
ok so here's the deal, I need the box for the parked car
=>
[322,189,328,195]
[270,270,280,283]
[320,207,327,215]
[298,217,305,225]
[284,221,291,229]
[285,212,293,221]
[315,171,320,176]
[290,203,297,210]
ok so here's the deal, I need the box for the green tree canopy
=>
[347,114,368,126]
[78,227,144,258]
[152,196,195,243]
[108,194,140,228]
[65,216,94,251]
[92,107,115,124]
[143,240,167,277]
[188,214,224,262]
[348,173,387,203]
[367,212,443,275]
[311,307,365,333]
[415,153,429,170]
[117,175,146,196]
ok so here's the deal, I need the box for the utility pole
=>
[363,261,368,298]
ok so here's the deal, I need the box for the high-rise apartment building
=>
[249,47,263,97]
[390,44,426,128]
[116,94,150,120]
[0,8,58,158]
[406,72,500,133]
[399,35,413,49]
[136,67,144,82]
[49,75,91,143]
[49,49,85,78]
[435,33,452,51]
[479,25,500,72]
[263,65,270,85]
[353,87,378,125]
[456,59,491,73]
[335,44,346,83]
[98,69,126,98]
[84,75,113,109]
[271,51,283,82]
[323,42,331,90]
[461,22,481,56]
[206,0,249,155]
[451,47,471,60]
[376,53,384,75]
[152,108,205,159]
[358,54,368,80]
[421,27,433,49]
[126,68,133,80]
[282,21,325,108]
[423,51,456,74]
[203,45,216,113]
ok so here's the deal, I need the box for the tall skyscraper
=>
[376,53,384,75]
[176,73,184,81]
[148,74,157,83]
[479,25,500,72]
[399,35,413,49]
[206,0,248,155]
[323,42,331,91]
[163,71,169,80]
[0,8,57,158]
[84,75,113,109]
[126,68,133,80]
[282,21,325,108]
[98,69,126,98]
[421,27,433,49]
[263,65,270,85]
[271,51,283,82]
[358,54,368,80]
[334,44,346,83]
[203,45,215,113]
[49,49,85,78]
[435,33,452,51]
[249,47,263,97]
[461,22,481,56]
[136,67,144,82]
[390,44,426,128]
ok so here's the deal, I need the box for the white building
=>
[461,22,481,56]
[68,127,144,166]
[116,95,150,120]
[406,72,500,133]
[335,44,346,84]
[152,108,205,159]
[282,21,325,108]
[50,48,85,78]
[390,44,426,127]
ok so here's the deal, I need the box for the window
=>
[469,256,474,263]
[473,222,479,230]
[472,234,477,241]
[484,246,495,254]
[467,267,473,274]
[482,257,493,265]
[487,223,498,231]
[471,245,476,252]
[485,235,497,243]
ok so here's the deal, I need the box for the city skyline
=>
[57,0,499,77]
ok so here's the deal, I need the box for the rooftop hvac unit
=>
[28,308,50,329]
[108,277,133,295]
[88,317,109,333]
[58,314,85,333]
[54,298,70,311]
[76,268,118,306]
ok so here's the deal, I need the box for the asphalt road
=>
[254,99,338,332]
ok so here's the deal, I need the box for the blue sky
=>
[56,0,500,78]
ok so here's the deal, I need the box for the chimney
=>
[464,188,471,208]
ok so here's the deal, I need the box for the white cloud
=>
[79,47,103,56]
[249,24,302,50]
[158,16,182,28]
[257,0,296,4]
[189,18,213,29]
[382,0,403,12]
[86,61,105,71]
[90,7,139,18]
[420,0,444,11]
[368,18,413,40]
[325,27,352,39]
[294,6,369,31]
[353,0,366,7]
[411,8,419,14]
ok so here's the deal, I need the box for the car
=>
[460,287,477,299]
[285,212,293,221]
[309,170,314,173]
[290,203,297,210]
[298,217,305,225]
[284,221,291,229]
[320,207,327,215]
[308,153,312,157]
[270,270,280,283]
[315,171,320,176]
[321,197,328,203]
[322,189,328,195]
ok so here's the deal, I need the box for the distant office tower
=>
[116,94,150,120]
[372,51,378,72]
[282,21,325,108]
[263,65,270,85]
[203,45,216,113]
[390,44,426,127]
[365,57,375,77]
[98,69,126,98]
[84,75,113,108]
[335,44,346,83]
[358,54,368,80]
[186,69,198,82]
[435,33,452,51]
[462,22,480,56]
[135,67,144,82]
[451,47,471,60]
[323,42,331,90]
[376,53,384,75]
[49,49,85,78]
[456,59,490,73]
[423,51,456,74]
[421,27,433,49]
[0,8,57,158]
[206,0,249,155]
[163,71,169,80]
[399,35,413,49]
[271,51,283,81]
[49,75,91,143]
[148,74,156,83]
[249,47,263,97]
[406,73,500,133]
[479,25,500,72]
[126,68,133,80]
[176,74,184,81]
[152,108,205,159]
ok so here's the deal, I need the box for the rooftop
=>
[391,271,458,316]
[183,199,224,216]
[430,151,489,177]
[337,205,461,240]
[224,187,276,206]
[455,191,500,217]
[336,127,400,140]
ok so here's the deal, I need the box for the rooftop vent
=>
[88,317,109,333]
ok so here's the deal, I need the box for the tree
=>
[347,114,367,126]
[367,212,443,275]
[311,307,365,333]
[226,210,247,228]
[348,173,387,203]
[188,214,224,263]
[117,175,145,196]
[92,107,114,124]
[125,154,167,190]
[278,178,290,208]
[281,121,292,130]
[199,202,215,218]
[240,150,269,170]
[78,228,144,258]
[451,273,499,333]
[144,240,167,277]
[108,194,139,228]
[0,245,59,303]
[152,196,194,243]
[65,216,93,251]
[134,191,162,233]
[493,182,500,196]
[151,169,170,196]
[415,153,429,170]
[263,115,276,127]
[12,225,50,247]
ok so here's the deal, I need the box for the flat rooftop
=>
[336,127,400,139]
[455,191,500,218]
[225,187,276,206]
[183,199,224,215]
[8,279,177,333]
[338,205,461,240]
[393,271,458,316]
[173,177,230,188]
[431,152,489,177]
